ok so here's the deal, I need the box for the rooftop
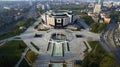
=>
[46,10,74,17]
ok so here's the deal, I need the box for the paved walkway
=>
[15,47,29,67]
[0,36,20,47]
[0,42,5,47]
[78,19,89,30]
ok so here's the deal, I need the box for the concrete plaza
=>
[19,18,100,67]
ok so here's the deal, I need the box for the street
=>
[100,20,120,64]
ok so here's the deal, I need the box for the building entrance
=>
[54,18,63,29]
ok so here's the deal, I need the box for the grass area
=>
[0,40,27,67]
[90,23,107,33]
[30,42,39,51]
[88,41,97,50]
[19,59,30,67]
[25,49,37,64]
[82,41,117,67]
[100,54,117,67]
[80,15,95,26]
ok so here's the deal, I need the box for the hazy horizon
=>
[0,0,120,2]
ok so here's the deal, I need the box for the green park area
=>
[82,41,117,67]
[25,49,37,64]
[0,40,27,67]
[90,23,107,33]
[0,18,35,40]
[80,15,95,26]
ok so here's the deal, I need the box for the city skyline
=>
[0,0,120,2]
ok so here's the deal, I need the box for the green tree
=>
[16,21,26,27]
[90,23,107,33]
[100,56,116,67]
[81,15,95,25]
[109,11,120,21]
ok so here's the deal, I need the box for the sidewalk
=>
[78,19,89,30]
[15,47,29,67]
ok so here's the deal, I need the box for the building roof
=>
[52,14,68,17]
[46,10,74,17]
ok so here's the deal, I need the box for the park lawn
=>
[25,49,37,64]
[80,15,95,26]
[0,40,27,67]
[90,23,107,33]
[100,55,116,67]
[82,41,116,67]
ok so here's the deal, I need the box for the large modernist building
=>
[41,10,77,28]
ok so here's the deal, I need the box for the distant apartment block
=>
[93,4,101,13]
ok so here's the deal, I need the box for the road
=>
[100,20,120,64]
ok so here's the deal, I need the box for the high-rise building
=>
[93,4,101,13]
[29,0,33,6]
[96,0,104,4]
[94,0,103,13]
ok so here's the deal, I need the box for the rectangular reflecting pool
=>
[49,63,66,67]
[52,43,63,56]
[52,63,63,67]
